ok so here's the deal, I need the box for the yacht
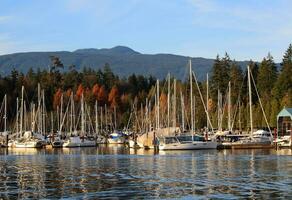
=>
[159,134,217,150]
[62,135,96,147]
[276,135,291,148]
[9,131,46,148]
[108,131,125,144]
[231,130,274,148]
[48,134,64,148]
[63,136,82,147]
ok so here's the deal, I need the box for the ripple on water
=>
[0,148,291,199]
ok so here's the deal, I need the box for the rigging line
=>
[250,69,271,133]
[192,71,214,133]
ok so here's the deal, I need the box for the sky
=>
[0,0,292,62]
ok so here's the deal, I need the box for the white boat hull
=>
[108,138,125,144]
[160,141,217,150]
[14,141,44,148]
[63,137,96,148]
[79,140,96,147]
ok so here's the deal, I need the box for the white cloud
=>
[0,15,12,23]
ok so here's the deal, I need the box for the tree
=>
[257,53,277,97]
[49,56,64,72]
[53,88,62,109]
[76,84,84,101]
[210,54,230,100]
[230,61,243,104]
[103,63,116,90]
[97,85,107,105]
[108,86,119,109]
[92,83,100,97]
[274,44,292,107]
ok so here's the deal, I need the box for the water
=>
[0,145,291,199]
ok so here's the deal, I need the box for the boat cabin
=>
[277,107,292,137]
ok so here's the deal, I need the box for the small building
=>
[277,107,292,137]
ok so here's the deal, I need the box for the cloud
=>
[0,34,16,55]
[0,15,12,23]
[188,1,292,42]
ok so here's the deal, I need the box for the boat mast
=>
[189,59,194,134]
[156,79,160,129]
[4,94,7,133]
[95,101,98,134]
[81,93,85,137]
[20,86,24,134]
[114,106,117,130]
[32,103,35,132]
[172,79,176,128]
[24,100,27,131]
[42,90,46,135]
[228,81,231,132]
[16,97,19,135]
[70,92,74,134]
[38,83,41,133]
[180,91,185,133]
[217,89,220,131]
[59,94,63,134]
[194,95,196,132]
[206,73,209,132]
[192,71,214,133]
[248,65,253,134]
[167,73,170,135]
[105,104,108,132]
[100,107,103,133]
[51,112,53,134]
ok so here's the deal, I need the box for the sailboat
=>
[63,93,96,147]
[94,101,107,144]
[9,86,46,148]
[159,60,217,150]
[61,92,82,147]
[107,106,125,144]
[231,65,274,149]
[0,95,9,147]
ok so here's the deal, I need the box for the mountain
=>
[0,46,250,80]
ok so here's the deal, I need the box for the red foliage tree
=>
[92,83,100,97]
[76,84,84,101]
[97,85,107,105]
[108,86,119,109]
[53,88,62,109]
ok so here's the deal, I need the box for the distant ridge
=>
[0,46,250,80]
[74,46,141,56]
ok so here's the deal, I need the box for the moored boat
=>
[159,134,217,150]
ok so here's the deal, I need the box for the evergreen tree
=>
[257,53,277,97]
[274,44,292,107]
[210,54,230,100]
[230,61,243,104]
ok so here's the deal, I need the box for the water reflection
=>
[0,146,291,199]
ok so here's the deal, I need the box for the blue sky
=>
[0,0,291,62]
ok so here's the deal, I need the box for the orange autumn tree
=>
[92,83,100,97]
[159,92,167,112]
[76,84,84,101]
[97,85,107,105]
[53,88,62,109]
[108,86,119,109]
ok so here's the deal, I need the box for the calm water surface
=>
[0,145,291,199]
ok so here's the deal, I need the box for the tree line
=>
[0,44,291,132]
